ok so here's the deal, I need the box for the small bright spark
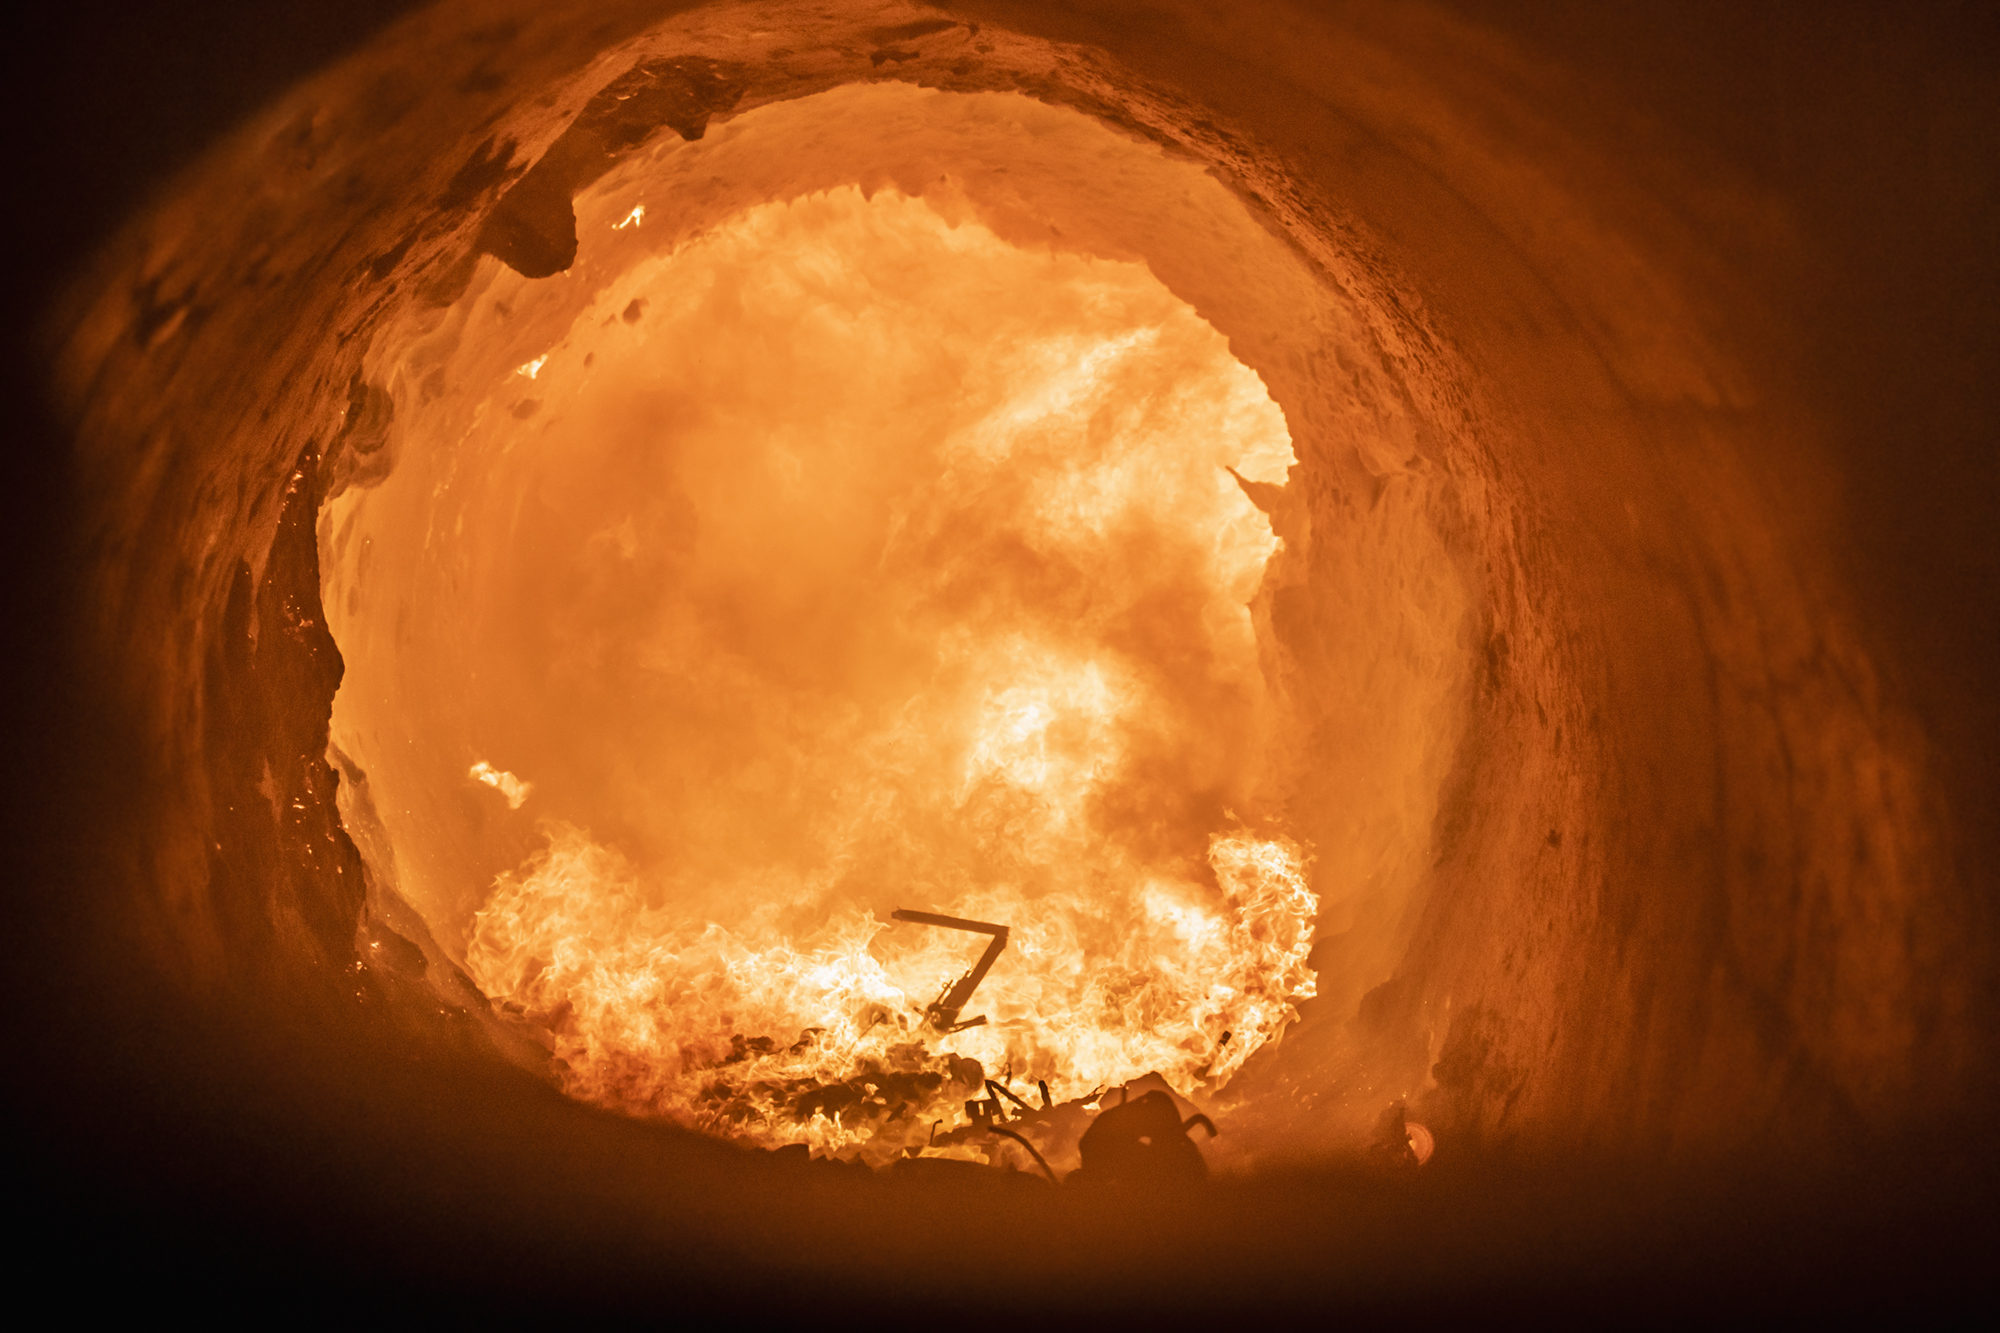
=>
[470,761,533,809]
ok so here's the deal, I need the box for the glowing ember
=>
[469,761,533,810]
[422,186,1311,1159]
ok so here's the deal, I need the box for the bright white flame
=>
[614,204,646,230]
[516,355,548,379]
[469,760,533,809]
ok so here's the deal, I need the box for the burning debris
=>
[767,1068,1228,1189]
[888,909,1009,1035]
[920,1070,1223,1186]
[475,886,1282,1180]
[470,822,1315,1164]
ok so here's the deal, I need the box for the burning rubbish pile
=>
[468,831,1318,1168]
[476,887,1272,1181]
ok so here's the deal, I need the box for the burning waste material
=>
[467,826,1316,1171]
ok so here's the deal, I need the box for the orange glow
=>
[432,187,1311,1157]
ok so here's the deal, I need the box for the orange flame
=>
[471,825,1312,1158]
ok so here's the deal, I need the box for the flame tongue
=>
[458,187,1314,1159]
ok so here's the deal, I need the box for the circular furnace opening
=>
[320,83,1473,1168]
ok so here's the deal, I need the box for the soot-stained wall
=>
[11,0,1998,1314]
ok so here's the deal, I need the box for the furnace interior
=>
[44,4,1984,1277]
